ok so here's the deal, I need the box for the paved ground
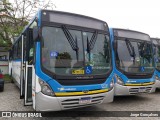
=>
[0,83,160,120]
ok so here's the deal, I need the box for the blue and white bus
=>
[110,28,156,95]
[151,38,160,88]
[9,10,114,111]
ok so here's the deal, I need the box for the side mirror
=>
[33,27,39,41]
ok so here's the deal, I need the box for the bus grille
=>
[61,96,104,109]
[57,78,106,85]
[129,87,152,95]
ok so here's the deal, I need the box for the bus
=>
[151,38,160,88]
[109,28,156,95]
[9,10,114,111]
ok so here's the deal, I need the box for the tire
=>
[0,85,4,92]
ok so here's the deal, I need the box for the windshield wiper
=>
[141,42,152,63]
[86,31,98,61]
[139,42,149,57]
[86,37,91,61]
[61,25,79,60]
[125,38,136,61]
[62,25,77,50]
[89,30,98,50]
[75,36,79,61]
[104,36,110,62]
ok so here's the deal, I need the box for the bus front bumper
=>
[114,83,156,96]
[35,88,114,111]
[155,80,160,88]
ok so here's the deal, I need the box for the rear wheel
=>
[0,86,4,92]
[1,86,4,92]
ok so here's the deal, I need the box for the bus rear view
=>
[151,38,160,88]
[110,28,155,95]
[9,10,114,111]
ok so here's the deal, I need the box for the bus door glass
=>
[24,28,34,105]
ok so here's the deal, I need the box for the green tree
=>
[0,0,55,47]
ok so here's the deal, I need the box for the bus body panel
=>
[151,38,160,89]
[110,28,156,96]
[114,84,155,96]
[35,88,114,111]
[114,68,155,84]
[32,65,36,110]
[12,60,21,87]
[155,70,160,88]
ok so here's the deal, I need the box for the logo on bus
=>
[83,90,89,93]
[85,66,92,74]
[58,88,76,91]
[140,66,145,72]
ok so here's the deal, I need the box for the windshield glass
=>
[154,45,160,70]
[41,26,111,75]
[115,38,154,73]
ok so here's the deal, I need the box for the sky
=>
[50,0,160,38]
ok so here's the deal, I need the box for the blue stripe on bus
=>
[115,68,155,83]
[35,42,52,82]
[35,42,63,91]
[155,70,160,78]
[109,28,116,68]
[38,10,41,27]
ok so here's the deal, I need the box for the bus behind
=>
[151,38,160,89]
[110,28,156,95]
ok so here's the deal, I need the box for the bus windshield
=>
[154,44,160,70]
[115,38,154,73]
[41,26,111,76]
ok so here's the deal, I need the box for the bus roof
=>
[151,38,160,45]
[113,28,150,41]
[40,9,108,31]
[40,9,107,24]
[13,9,110,45]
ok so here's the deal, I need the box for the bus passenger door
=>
[20,35,25,99]
[24,28,35,106]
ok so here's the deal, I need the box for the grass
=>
[3,74,12,83]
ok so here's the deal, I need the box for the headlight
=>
[115,75,124,85]
[110,78,114,88]
[39,79,55,96]
[109,78,114,90]
[155,75,159,81]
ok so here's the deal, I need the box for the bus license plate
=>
[72,70,84,75]
[79,97,91,104]
[139,87,146,93]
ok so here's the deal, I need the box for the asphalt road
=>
[0,83,160,120]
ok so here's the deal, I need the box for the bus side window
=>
[28,21,37,65]
[29,48,34,57]
[17,39,22,59]
[28,48,33,64]
[28,29,34,65]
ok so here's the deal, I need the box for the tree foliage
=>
[0,0,55,47]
